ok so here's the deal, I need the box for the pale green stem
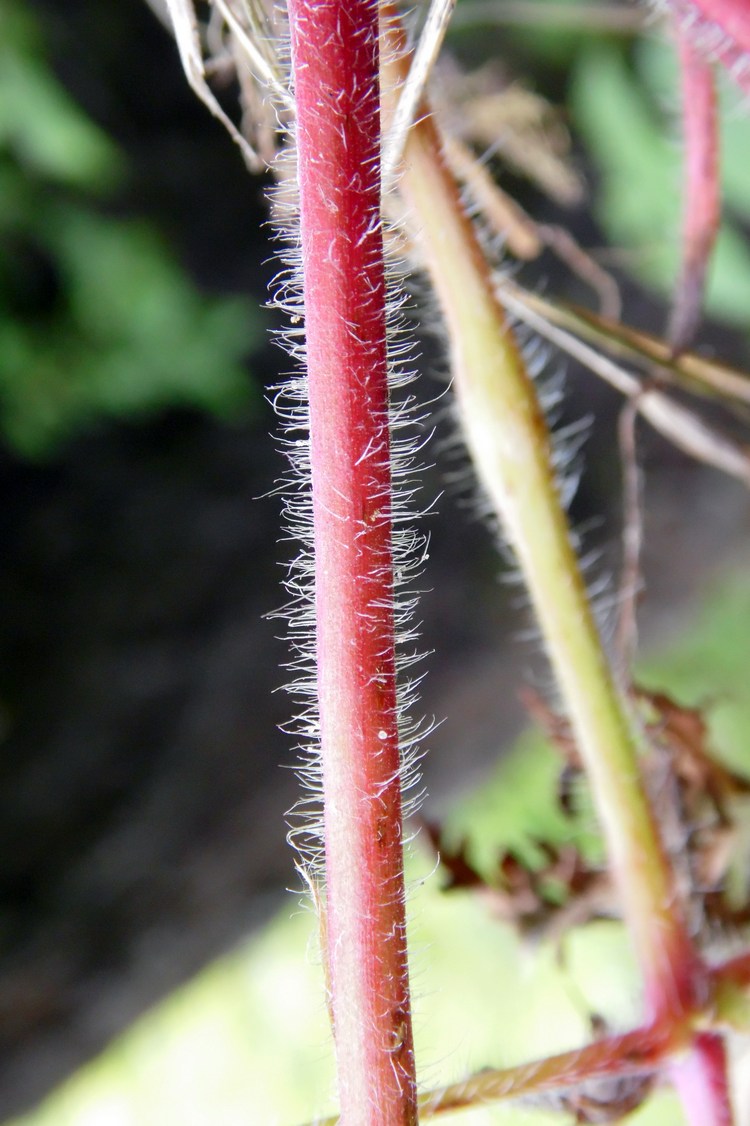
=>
[381,15,702,1020]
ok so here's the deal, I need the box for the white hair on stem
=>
[158,0,438,886]
[266,17,439,883]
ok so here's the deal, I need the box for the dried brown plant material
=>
[557,1071,656,1124]
[442,134,543,260]
[429,686,750,945]
[422,816,613,939]
[420,821,486,891]
[519,685,581,767]
[637,689,750,818]
[500,283,750,485]
[162,0,288,170]
[443,136,621,314]
[436,62,584,205]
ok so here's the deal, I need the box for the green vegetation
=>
[0,0,259,457]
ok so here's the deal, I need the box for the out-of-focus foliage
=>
[0,0,259,458]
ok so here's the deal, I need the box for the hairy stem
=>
[312,1019,675,1125]
[288,1,417,1121]
[661,0,750,94]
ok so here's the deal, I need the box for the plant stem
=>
[668,29,720,353]
[662,0,750,94]
[287,1,417,1122]
[381,10,702,1023]
[670,1033,735,1126]
[311,1020,676,1125]
[418,1021,673,1118]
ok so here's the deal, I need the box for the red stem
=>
[665,0,750,93]
[669,30,720,353]
[287,1,417,1121]
[670,1032,734,1126]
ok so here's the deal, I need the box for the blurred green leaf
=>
[0,0,260,457]
[0,1,122,190]
[453,0,635,69]
[0,206,259,455]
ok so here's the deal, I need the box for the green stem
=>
[382,10,702,1022]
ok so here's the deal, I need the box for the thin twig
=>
[616,396,644,681]
[214,0,288,100]
[510,289,750,410]
[444,134,622,316]
[307,1019,672,1124]
[536,223,622,319]
[443,134,542,258]
[163,0,262,167]
[382,0,456,190]
[500,284,750,485]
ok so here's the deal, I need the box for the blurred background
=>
[1,0,750,1121]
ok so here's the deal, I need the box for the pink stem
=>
[671,1032,735,1126]
[287,1,417,1121]
[669,30,720,353]
[664,0,750,93]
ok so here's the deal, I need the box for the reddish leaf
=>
[636,687,750,931]
[422,817,615,938]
